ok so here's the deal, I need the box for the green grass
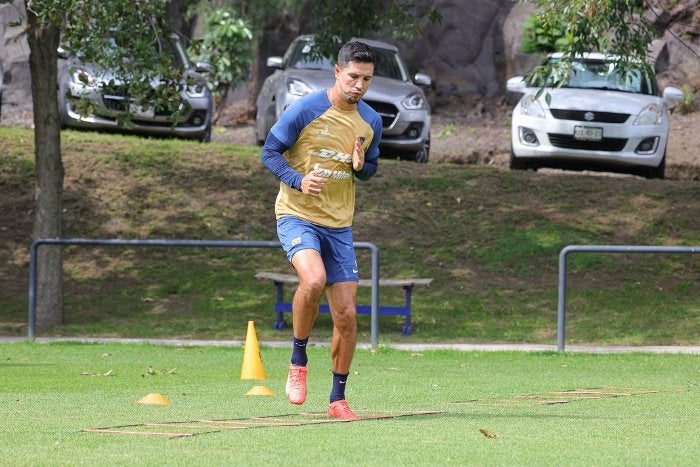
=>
[0,342,697,465]
[1,126,700,345]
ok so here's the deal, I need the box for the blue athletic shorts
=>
[276,216,359,284]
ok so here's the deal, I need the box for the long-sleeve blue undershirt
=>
[260,133,303,190]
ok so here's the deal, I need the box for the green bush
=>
[188,10,254,110]
[521,13,572,54]
[676,84,697,115]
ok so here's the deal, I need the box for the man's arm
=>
[261,133,328,196]
[353,120,381,181]
[260,133,303,190]
[353,156,378,181]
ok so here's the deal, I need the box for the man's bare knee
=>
[298,276,326,296]
[332,306,357,333]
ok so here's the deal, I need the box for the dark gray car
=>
[255,35,432,162]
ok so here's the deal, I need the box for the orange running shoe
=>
[285,364,308,405]
[327,399,360,420]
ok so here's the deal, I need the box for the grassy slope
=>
[1,127,699,344]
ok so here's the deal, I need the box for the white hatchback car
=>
[507,53,683,179]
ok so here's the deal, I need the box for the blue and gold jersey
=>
[269,90,381,228]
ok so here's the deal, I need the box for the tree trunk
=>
[245,51,260,120]
[26,4,64,326]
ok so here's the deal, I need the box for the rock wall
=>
[0,0,32,118]
[650,0,700,91]
[395,0,516,103]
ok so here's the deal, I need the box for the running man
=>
[260,40,382,419]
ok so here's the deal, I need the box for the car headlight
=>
[186,83,209,98]
[519,95,545,119]
[634,104,662,126]
[286,78,313,97]
[402,93,425,110]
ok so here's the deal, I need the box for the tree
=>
[298,0,441,59]
[519,0,661,89]
[24,1,63,327]
[6,0,193,327]
[188,9,254,122]
[192,0,440,117]
[184,0,299,119]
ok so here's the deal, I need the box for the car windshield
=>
[288,40,409,81]
[72,35,190,71]
[542,58,656,95]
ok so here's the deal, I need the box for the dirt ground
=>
[2,99,699,180]
[212,98,700,180]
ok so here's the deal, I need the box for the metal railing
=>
[558,244,700,351]
[28,238,381,348]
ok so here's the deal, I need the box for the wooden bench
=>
[255,272,433,336]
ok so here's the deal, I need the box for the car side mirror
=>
[266,57,283,69]
[195,61,213,74]
[506,76,527,92]
[414,73,431,87]
[57,46,69,59]
[662,86,683,104]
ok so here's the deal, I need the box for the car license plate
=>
[573,126,603,141]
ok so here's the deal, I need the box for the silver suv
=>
[57,36,213,142]
[255,35,432,162]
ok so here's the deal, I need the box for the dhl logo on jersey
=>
[310,148,353,164]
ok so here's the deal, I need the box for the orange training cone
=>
[240,321,274,396]
[245,385,275,396]
[137,392,172,405]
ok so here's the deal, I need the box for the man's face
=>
[334,61,374,105]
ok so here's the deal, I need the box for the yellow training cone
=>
[137,392,172,405]
[240,320,266,380]
[245,385,275,397]
[240,321,273,396]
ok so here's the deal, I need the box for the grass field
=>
[1,341,698,465]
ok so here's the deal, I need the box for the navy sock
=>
[330,371,349,403]
[290,336,309,366]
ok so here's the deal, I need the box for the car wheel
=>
[414,137,430,163]
[199,123,212,143]
[255,104,276,146]
[509,148,530,171]
[57,83,73,130]
[254,112,266,146]
[643,152,665,179]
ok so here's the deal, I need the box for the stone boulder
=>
[395,0,515,103]
[0,0,33,122]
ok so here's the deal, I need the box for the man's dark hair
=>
[337,40,375,67]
